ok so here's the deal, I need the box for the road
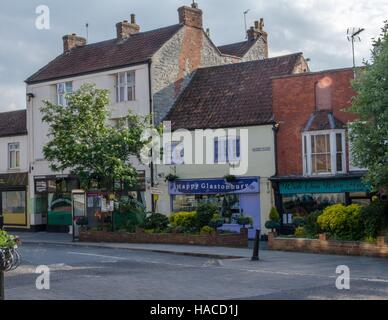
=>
[5,243,388,300]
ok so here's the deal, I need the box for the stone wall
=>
[242,38,267,62]
[268,233,388,258]
[80,228,248,248]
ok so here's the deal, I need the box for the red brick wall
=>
[272,69,358,176]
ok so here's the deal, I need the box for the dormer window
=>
[116,71,136,103]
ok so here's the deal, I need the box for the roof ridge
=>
[0,109,26,115]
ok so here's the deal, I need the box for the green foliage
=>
[142,213,170,231]
[0,230,18,249]
[293,217,306,228]
[317,204,363,241]
[237,215,253,227]
[115,197,146,232]
[209,214,224,229]
[304,210,323,238]
[170,212,197,229]
[294,226,306,238]
[196,203,219,228]
[349,21,388,190]
[40,84,150,190]
[269,207,280,223]
[360,200,388,238]
[200,226,215,235]
[265,221,280,231]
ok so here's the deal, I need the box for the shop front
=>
[0,173,28,228]
[169,177,261,239]
[272,175,372,226]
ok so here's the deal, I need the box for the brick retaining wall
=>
[79,228,248,248]
[268,233,388,258]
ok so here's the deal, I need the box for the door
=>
[239,194,260,238]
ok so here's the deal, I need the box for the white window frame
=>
[214,136,241,164]
[56,81,73,107]
[116,71,136,103]
[8,142,20,169]
[302,129,346,176]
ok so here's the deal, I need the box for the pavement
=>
[5,242,388,300]
[14,231,260,259]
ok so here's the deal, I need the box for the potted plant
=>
[0,230,20,272]
[237,215,253,228]
[165,174,179,182]
[224,175,237,183]
[265,207,281,234]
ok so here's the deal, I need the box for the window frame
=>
[214,136,241,164]
[302,129,346,176]
[116,71,136,103]
[56,81,73,107]
[8,142,20,169]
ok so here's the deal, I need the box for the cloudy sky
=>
[0,0,387,112]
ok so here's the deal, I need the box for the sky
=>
[0,0,387,112]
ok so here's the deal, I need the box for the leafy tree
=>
[349,21,388,190]
[41,83,150,190]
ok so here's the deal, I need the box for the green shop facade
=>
[271,173,372,228]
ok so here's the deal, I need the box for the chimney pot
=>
[178,5,203,29]
[130,14,136,24]
[63,34,86,52]
[116,17,140,40]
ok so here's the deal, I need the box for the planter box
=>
[268,233,388,258]
[79,228,248,248]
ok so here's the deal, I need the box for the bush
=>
[360,200,388,238]
[196,203,219,228]
[317,204,363,241]
[0,230,18,249]
[293,216,306,228]
[200,226,215,235]
[304,210,323,238]
[170,212,197,229]
[237,215,253,227]
[265,221,280,232]
[209,214,224,229]
[269,207,280,223]
[294,226,306,238]
[142,213,169,231]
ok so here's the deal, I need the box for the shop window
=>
[8,142,20,169]
[2,191,26,226]
[214,136,240,164]
[56,81,73,106]
[303,130,346,176]
[116,71,136,103]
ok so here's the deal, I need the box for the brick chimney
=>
[247,18,268,58]
[63,33,86,52]
[116,14,140,40]
[178,2,203,29]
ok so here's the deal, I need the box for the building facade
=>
[23,3,270,231]
[0,110,29,229]
[271,68,370,227]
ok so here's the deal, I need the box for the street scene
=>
[0,0,387,303]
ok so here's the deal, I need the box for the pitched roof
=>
[26,24,183,84]
[0,110,27,137]
[165,53,303,130]
[217,40,257,57]
[303,111,345,131]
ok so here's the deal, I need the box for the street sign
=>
[150,188,163,195]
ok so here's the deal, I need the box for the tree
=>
[40,83,150,190]
[349,21,388,190]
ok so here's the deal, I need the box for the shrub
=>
[360,200,388,238]
[265,221,280,232]
[200,226,215,235]
[294,226,306,238]
[196,203,219,228]
[209,214,224,229]
[170,212,197,228]
[0,230,18,249]
[293,216,306,228]
[304,210,323,238]
[237,215,253,227]
[317,204,363,241]
[269,207,280,223]
[142,213,169,231]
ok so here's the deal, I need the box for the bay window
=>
[303,130,346,176]
[56,81,73,106]
[116,71,136,102]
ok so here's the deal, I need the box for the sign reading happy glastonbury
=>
[169,178,260,195]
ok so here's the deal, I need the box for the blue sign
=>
[169,178,260,195]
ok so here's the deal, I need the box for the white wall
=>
[0,135,28,174]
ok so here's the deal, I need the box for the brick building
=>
[271,68,371,226]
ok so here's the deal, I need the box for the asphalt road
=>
[4,243,388,300]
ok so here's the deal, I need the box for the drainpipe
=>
[148,59,156,213]
[272,123,283,217]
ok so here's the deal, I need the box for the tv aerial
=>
[347,27,365,71]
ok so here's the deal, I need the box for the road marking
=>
[68,252,128,260]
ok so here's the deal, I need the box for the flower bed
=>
[79,228,248,248]
[268,232,388,258]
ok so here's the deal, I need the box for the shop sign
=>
[279,178,370,195]
[169,177,260,195]
[0,173,28,187]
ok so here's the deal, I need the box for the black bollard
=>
[0,271,3,300]
[251,229,261,261]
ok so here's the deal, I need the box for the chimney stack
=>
[116,14,140,40]
[63,33,86,52]
[178,3,203,29]
[247,18,268,58]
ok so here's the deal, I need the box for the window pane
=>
[119,73,126,84]
[312,154,331,173]
[336,153,343,172]
[57,83,65,94]
[314,135,330,153]
[127,86,133,101]
[336,133,342,151]
[119,87,125,102]
[65,82,73,93]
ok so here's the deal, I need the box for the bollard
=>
[0,271,4,300]
[251,229,261,261]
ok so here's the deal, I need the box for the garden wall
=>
[79,228,248,248]
[268,233,388,258]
